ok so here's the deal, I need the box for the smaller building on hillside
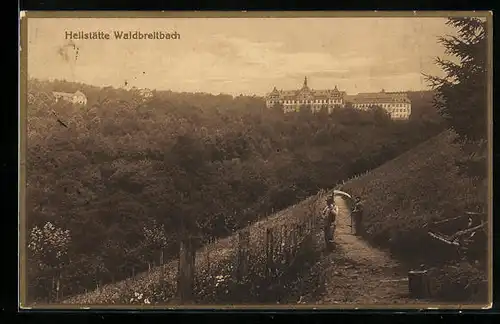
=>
[348,90,411,120]
[52,90,88,106]
[139,88,154,101]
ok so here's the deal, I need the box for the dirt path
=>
[308,197,425,305]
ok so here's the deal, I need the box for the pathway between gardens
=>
[304,196,427,305]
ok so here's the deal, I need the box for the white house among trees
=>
[52,90,88,106]
[139,88,154,101]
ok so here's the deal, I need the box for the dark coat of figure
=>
[352,197,364,236]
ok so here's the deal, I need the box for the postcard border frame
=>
[18,10,494,310]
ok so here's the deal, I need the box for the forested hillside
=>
[26,79,444,302]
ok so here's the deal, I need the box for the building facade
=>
[266,77,346,114]
[266,77,411,120]
[348,90,411,120]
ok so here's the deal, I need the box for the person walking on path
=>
[351,197,364,236]
[322,195,339,250]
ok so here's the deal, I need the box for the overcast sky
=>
[27,17,457,96]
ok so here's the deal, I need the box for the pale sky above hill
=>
[27,16,461,96]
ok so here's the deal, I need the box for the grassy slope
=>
[340,129,488,302]
[61,192,326,304]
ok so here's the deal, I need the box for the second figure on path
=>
[351,197,364,236]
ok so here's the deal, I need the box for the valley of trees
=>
[26,78,444,302]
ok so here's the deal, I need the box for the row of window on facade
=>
[354,103,409,108]
[285,104,342,110]
[355,105,409,113]
[392,108,408,113]
[270,99,343,105]
[283,105,409,118]
[284,106,333,112]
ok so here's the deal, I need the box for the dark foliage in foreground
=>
[425,17,488,144]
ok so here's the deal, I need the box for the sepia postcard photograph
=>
[19,11,493,309]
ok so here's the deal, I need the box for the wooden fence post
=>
[293,224,300,256]
[50,276,55,302]
[281,226,288,264]
[283,225,291,265]
[177,237,196,303]
[55,275,61,302]
[237,229,250,281]
[205,245,211,275]
[281,225,287,264]
[277,228,283,255]
[265,228,274,278]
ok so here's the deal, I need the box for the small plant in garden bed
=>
[120,279,176,305]
[194,258,238,303]
[192,222,323,304]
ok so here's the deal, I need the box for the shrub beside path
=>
[310,196,425,305]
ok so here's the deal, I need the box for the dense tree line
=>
[425,17,488,180]
[26,79,443,302]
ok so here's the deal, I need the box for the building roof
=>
[139,88,153,97]
[269,87,281,96]
[269,75,350,99]
[266,78,410,104]
[268,88,346,100]
[349,92,410,104]
[52,91,73,97]
[52,91,86,98]
[74,90,86,97]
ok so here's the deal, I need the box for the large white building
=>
[266,77,411,120]
[267,77,346,114]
